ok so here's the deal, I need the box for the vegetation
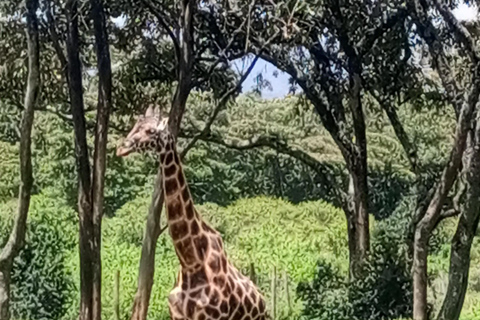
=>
[2,0,480,320]
[0,93,479,319]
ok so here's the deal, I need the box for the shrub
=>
[6,192,77,320]
[298,197,414,320]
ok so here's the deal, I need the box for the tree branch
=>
[255,49,355,161]
[0,0,39,265]
[90,0,113,316]
[181,131,347,203]
[181,54,260,158]
[46,0,69,83]
[408,0,463,115]
[142,0,181,63]
[432,0,480,62]
[359,8,408,56]
[369,90,419,173]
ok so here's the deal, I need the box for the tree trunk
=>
[91,0,112,320]
[348,72,369,280]
[436,213,478,320]
[130,171,164,320]
[130,1,194,318]
[0,270,11,320]
[90,0,112,318]
[413,223,430,320]
[437,119,480,320]
[169,0,194,136]
[66,1,95,319]
[347,164,369,280]
[0,0,39,318]
[407,3,480,319]
[412,97,476,319]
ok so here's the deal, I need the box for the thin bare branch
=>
[432,0,480,62]
[181,131,347,203]
[181,54,260,158]
[142,0,181,62]
[359,8,408,56]
[46,0,69,82]
[369,90,419,173]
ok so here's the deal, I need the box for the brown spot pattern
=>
[244,296,253,312]
[167,197,182,220]
[185,201,195,220]
[220,301,228,314]
[186,300,196,318]
[190,220,200,236]
[211,236,221,251]
[194,235,209,260]
[165,152,173,165]
[181,187,190,202]
[210,289,220,306]
[177,239,196,266]
[233,305,246,320]
[178,173,185,187]
[170,220,189,241]
[221,256,227,272]
[165,178,179,196]
[251,307,258,318]
[202,221,215,233]
[208,254,221,273]
[164,164,176,177]
[206,306,220,318]
[213,275,226,288]
[190,268,208,288]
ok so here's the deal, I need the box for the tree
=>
[62,0,112,318]
[406,1,480,319]
[200,0,420,279]
[0,0,40,318]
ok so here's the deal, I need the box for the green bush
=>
[2,191,78,320]
[298,198,413,320]
[81,196,349,319]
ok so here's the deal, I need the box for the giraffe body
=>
[117,106,266,320]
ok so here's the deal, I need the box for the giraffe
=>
[116,105,267,320]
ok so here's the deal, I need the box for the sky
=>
[236,2,479,99]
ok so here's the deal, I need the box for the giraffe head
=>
[116,105,172,157]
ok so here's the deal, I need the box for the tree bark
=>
[130,171,164,320]
[0,0,39,318]
[346,72,369,280]
[130,1,194,319]
[66,1,95,319]
[346,165,369,280]
[90,0,112,318]
[255,47,369,279]
[437,115,480,320]
[412,86,478,320]
[408,1,480,319]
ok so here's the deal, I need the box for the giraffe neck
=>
[159,138,209,269]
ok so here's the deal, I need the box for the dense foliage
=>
[1,94,479,319]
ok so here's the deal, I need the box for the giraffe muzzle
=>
[116,140,134,157]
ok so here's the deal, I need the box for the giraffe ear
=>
[157,117,169,131]
[145,105,154,118]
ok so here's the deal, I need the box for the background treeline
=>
[2,0,480,320]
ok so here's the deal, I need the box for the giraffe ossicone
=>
[117,106,267,320]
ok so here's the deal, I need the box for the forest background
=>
[2,1,480,320]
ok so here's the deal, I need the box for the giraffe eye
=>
[147,128,156,134]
